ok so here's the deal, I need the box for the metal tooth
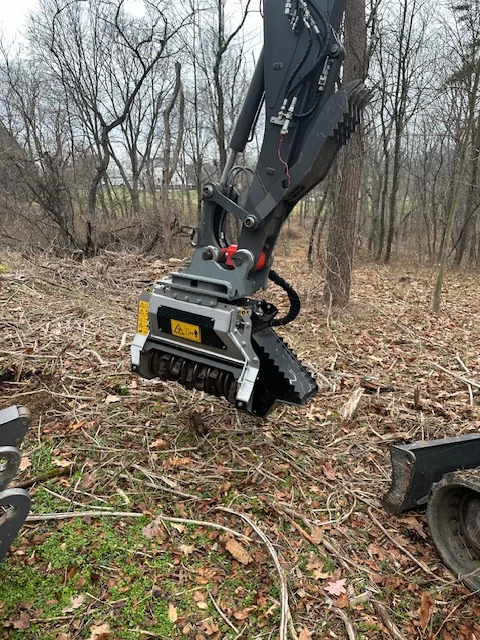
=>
[149,351,237,403]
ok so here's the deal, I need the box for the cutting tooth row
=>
[147,351,237,403]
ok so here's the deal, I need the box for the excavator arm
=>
[131,0,368,417]
[130,0,480,593]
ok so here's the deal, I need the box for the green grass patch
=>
[0,516,183,639]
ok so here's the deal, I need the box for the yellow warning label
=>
[137,300,150,336]
[170,319,202,343]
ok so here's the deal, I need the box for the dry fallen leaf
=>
[19,456,31,471]
[105,395,121,405]
[168,602,178,623]
[324,579,347,596]
[418,591,433,630]
[179,544,195,556]
[335,592,350,608]
[312,568,330,580]
[53,458,74,468]
[10,611,31,630]
[63,594,86,614]
[321,461,337,481]
[88,623,111,640]
[299,628,312,640]
[233,610,250,621]
[310,526,324,544]
[225,538,253,565]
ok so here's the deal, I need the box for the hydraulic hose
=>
[269,270,301,326]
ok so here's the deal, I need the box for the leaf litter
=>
[0,248,479,638]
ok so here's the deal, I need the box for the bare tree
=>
[31,0,186,252]
[0,48,82,249]
[323,0,367,308]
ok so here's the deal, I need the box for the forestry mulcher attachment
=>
[131,0,480,592]
[0,406,31,562]
[132,0,368,417]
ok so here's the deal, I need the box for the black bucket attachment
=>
[382,433,480,514]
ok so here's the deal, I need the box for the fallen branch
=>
[27,510,144,522]
[13,465,77,490]
[217,507,291,640]
[26,510,253,546]
[429,361,480,389]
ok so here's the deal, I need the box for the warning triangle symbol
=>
[173,323,185,336]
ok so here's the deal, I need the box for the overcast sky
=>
[0,0,147,39]
[0,1,37,38]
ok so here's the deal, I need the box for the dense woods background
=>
[1,0,480,269]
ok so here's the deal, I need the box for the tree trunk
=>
[454,113,480,266]
[323,0,366,307]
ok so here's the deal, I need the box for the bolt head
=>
[203,184,214,198]
[244,215,257,229]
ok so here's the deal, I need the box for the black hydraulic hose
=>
[285,31,314,98]
[288,31,330,97]
[269,270,301,326]
[288,4,331,98]
[295,89,323,119]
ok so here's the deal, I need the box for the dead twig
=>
[27,510,144,522]
[120,471,202,501]
[208,591,239,634]
[13,465,77,489]
[369,509,448,583]
[429,360,480,389]
[217,507,291,640]
[373,600,407,640]
[455,354,474,406]
[155,514,252,542]
[326,597,356,640]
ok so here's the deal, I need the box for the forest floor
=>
[0,245,479,640]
